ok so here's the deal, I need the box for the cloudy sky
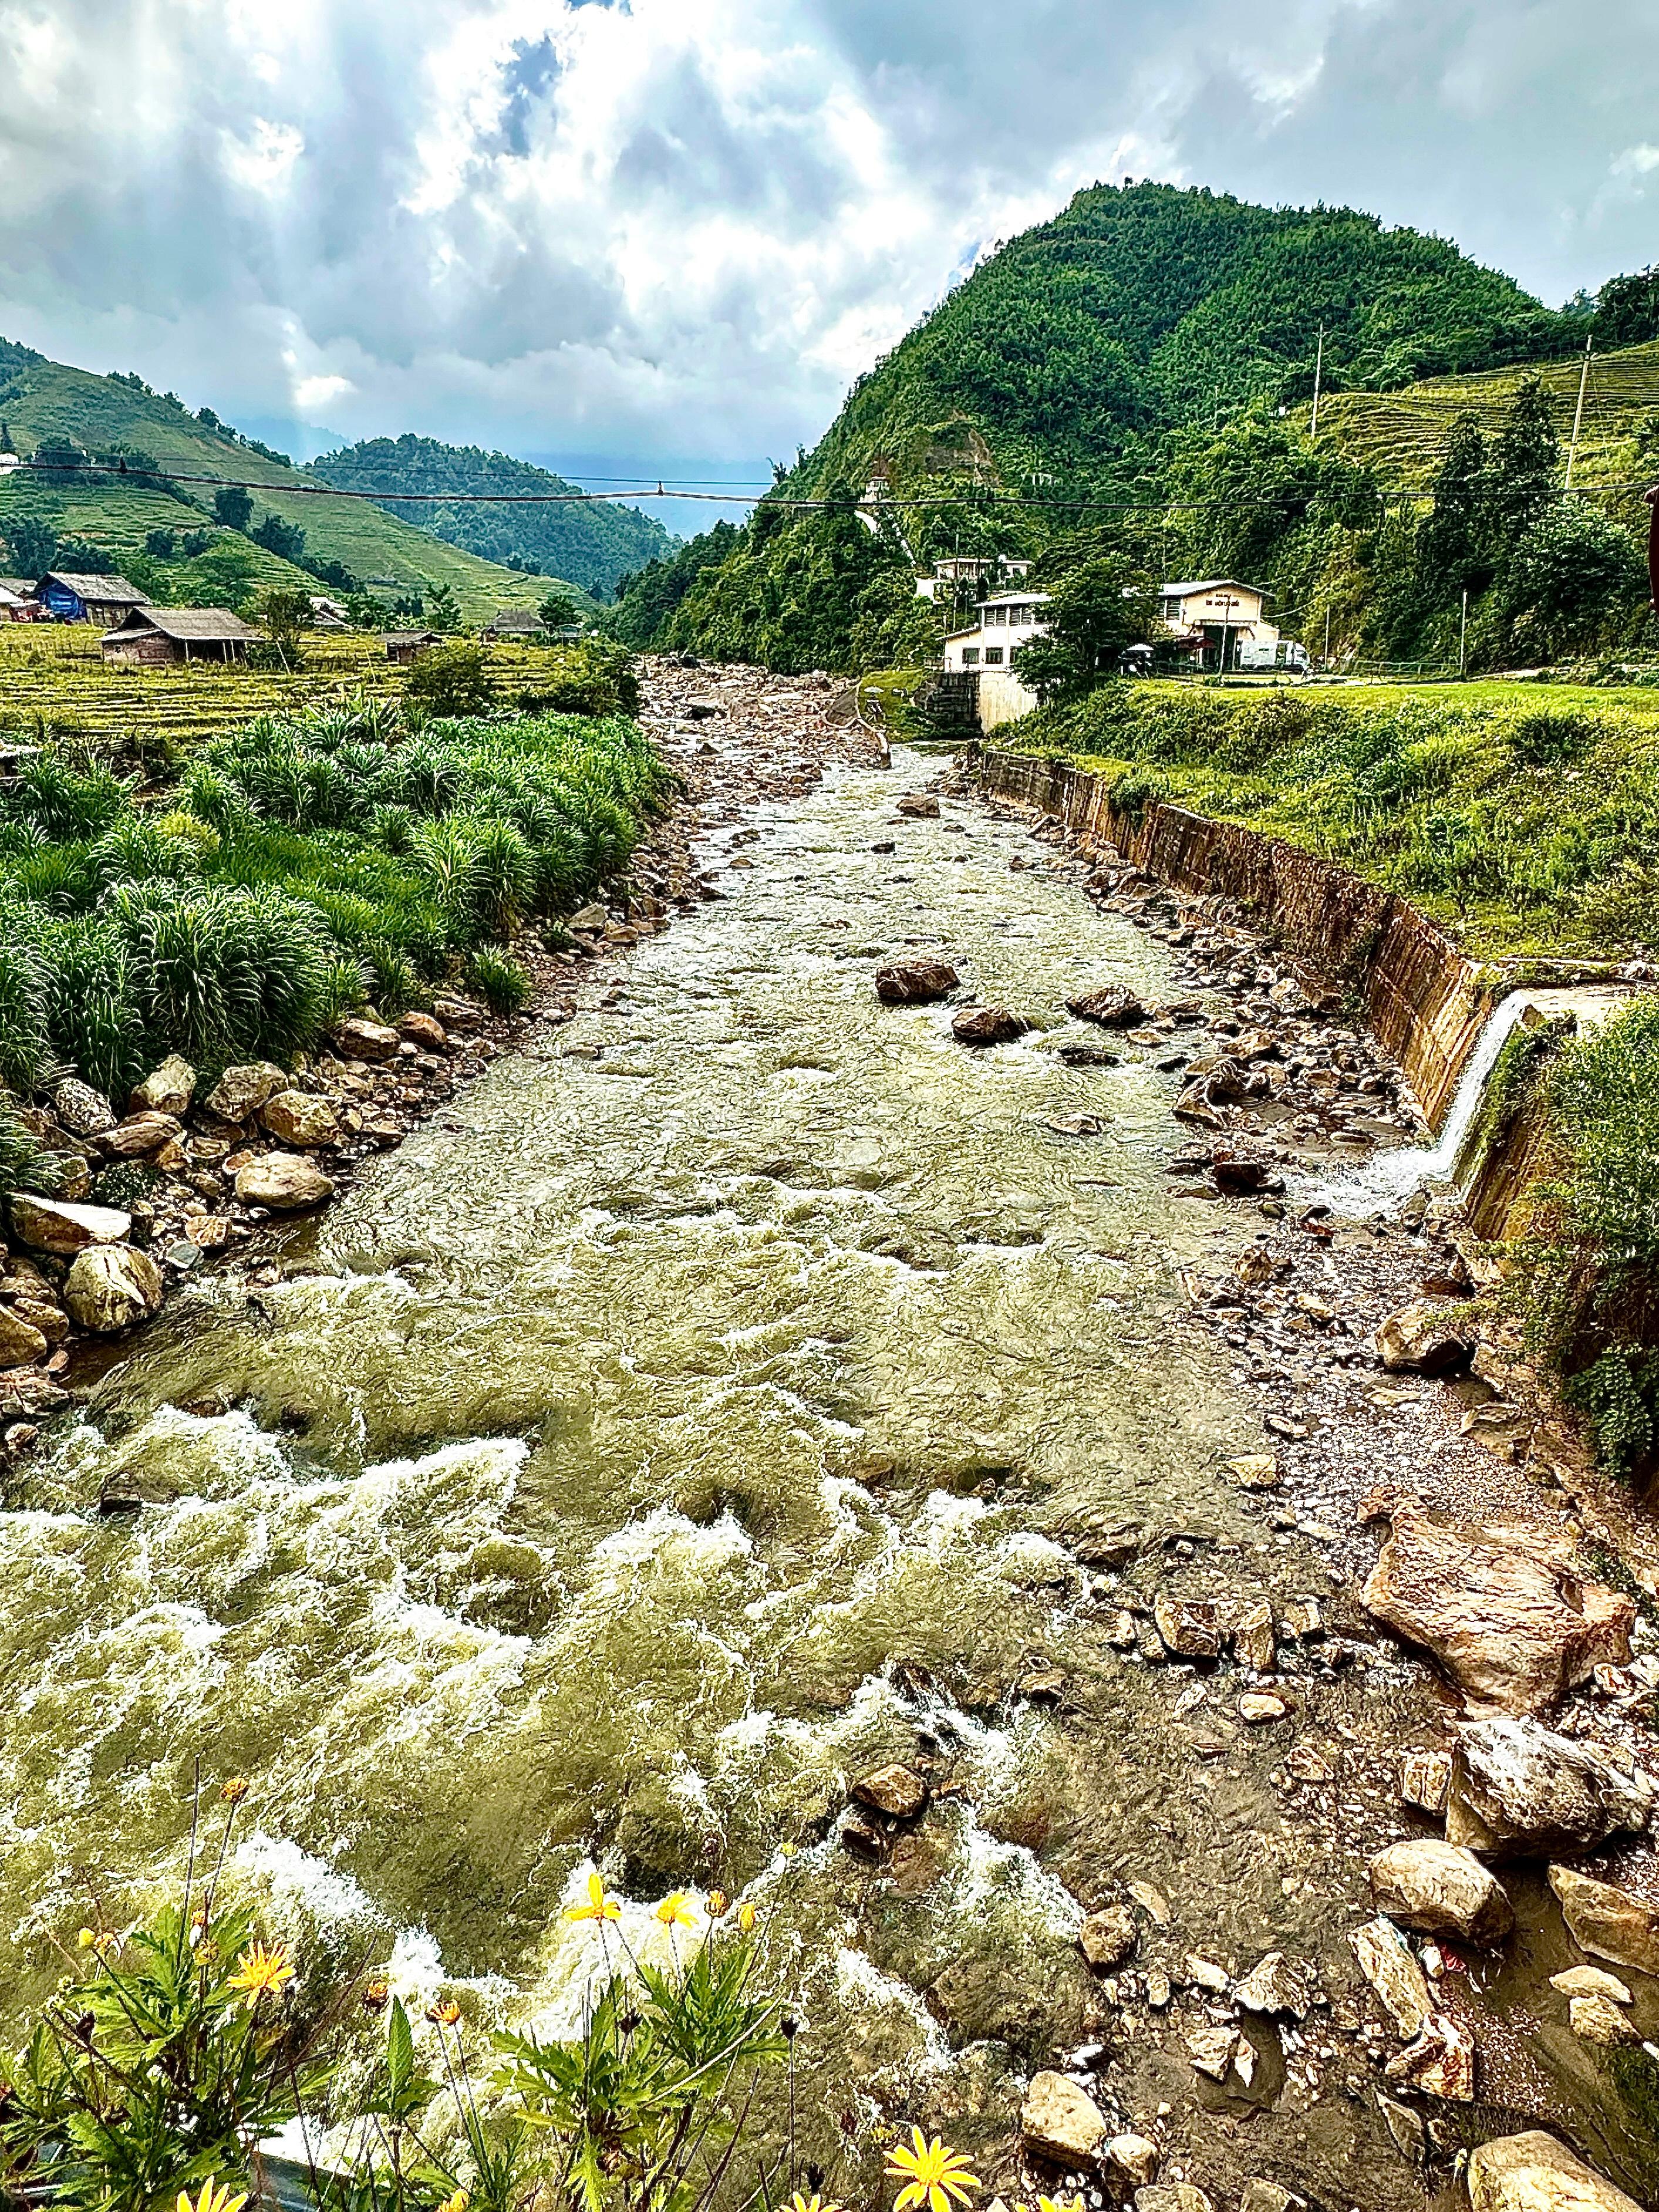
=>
[0,0,1656,484]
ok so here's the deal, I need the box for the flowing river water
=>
[0,744,1451,2200]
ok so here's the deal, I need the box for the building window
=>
[963,647,980,666]
[984,646,1004,665]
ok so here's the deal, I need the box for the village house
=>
[483,608,548,640]
[1154,578,1294,670]
[0,581,37,622]
[100,606,260,665]
[383,629,443,663]
[35,571,151,625]
[915,554,1033,602]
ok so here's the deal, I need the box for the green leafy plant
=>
[468,948,530,1015]
[404,643,494,723]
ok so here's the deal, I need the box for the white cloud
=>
[0,0,1652,468]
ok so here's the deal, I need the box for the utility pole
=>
[1566,329,1593,491]
[1323,604,1331,669]
[1215,592,1240,677]
[1459,587,1468,679]
[1310,325,1326,443]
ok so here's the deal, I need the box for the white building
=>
[917,554,1034,603]
[942,589,1051,729]
[1155,578,1296,671]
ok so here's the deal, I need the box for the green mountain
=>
[310,435,675,598]
[0,340,551,618]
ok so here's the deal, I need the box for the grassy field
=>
[1008,677,1659,962]
[0,628,616,758]
[1306,336,1659,491]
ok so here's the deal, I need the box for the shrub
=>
[469,947,531,1014]
[404,640,494,721]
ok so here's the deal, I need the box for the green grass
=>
[1010,677,1659,959]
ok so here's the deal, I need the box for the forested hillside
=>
[611,181,1659,675]
[0,342,548,619]
[311,435,674,596]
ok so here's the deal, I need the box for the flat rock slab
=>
[1450,1714,1655,1856]
[1361,1496,1634,1717]
[1467,2129,1641,2211]
[234,1153,336,1211]
[1368,1838,1513,1945]
[1020,2069,1107,2164]
[1548,1864,1659,1977]
[10,1195,131,1255]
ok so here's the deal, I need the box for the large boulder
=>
[204,1062,288,1124]
[1449,1715,1655,1857]
[130,1055,196,1115]
[849,1764,929,1820]
[0,1308,48,1367]
[332,1015,401,1063]
[1548,1866,1659,1978]
[234,1153,335,1211]
[1066,984,1147,1028]
[397,1011,450,1053]
[65,1244,164,1333]
[260,1090,342,1148]
[1154,1589,1223,1660]
[1079,1904,1138,1970]
[1020,2069,1107,2165]
[102,1111,183,1159]
[951,1006,1030,1046]
[1360,1497,1634,1716]
[1367,1839,1513,1945]
[1377,1299,1478,1374]
[9,1194,131,1256]
[875,959,958,1004]
[52,1078,114,1138]
[1466,2130,1640,2211]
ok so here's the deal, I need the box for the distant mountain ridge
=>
[310,434,676,596]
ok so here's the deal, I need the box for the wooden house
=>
[483,608,548,640]
[100,607,260,665]
[383,629,443,663]
[36,572,150,625]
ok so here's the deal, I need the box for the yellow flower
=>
[886,2127,980,2212]
[362,1978,390,2013]
[706,1890,730,1918]
[220,1779,249,1804]
[177,2180,248,2212]
[437,2191,469,2212]
[737,1902,757,1933]
[76,1928,96,1949]
[779,1841,798,1859]
[227,1941,295,2008]
[427,1999,463,2027]
[564,1873,621,1925]
[788,2196,839,2212]
[655,1891,698,1929]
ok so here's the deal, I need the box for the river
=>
[0,742,1439,2203]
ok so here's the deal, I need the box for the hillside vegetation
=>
[0,341,551,618]
[613,182,1659,676]
[311,434,674,596]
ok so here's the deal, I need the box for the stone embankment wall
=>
[972,746,1493,1130]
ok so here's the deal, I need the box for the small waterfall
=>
[1311,985,1633,1215]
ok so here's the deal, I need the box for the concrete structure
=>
[36,572,149,625]
[942,589,1050,726]
[100,606,259,665]
[917,554,1034,603]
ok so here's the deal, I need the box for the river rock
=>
[1226,1452,1280,1491]
[0,1308,48,1367]
[1367,1839,1513,1944]
[1569,1994,1638,2046]
[1232,1600,1278,1672]
[1376,1299,1477,1374]
[1384,2010,1475,2100]
[204,1062,288,1123]
[130,1055,196,1115]
[1210,1143,1274,1192]
[1105,2133,1159,2185]
[65,1244,164,1333]
[1401,1749,1452,1815]
[1154,1589,1223,1660]
[1239,2186,1301,2212]
[1548,1864,1659,1976]
[1360,1496,1634,1716]
[1449,1714,1655,1856]
[1134,2190,1213,2212]
[52,1078,114,1137]
[1079,1904,1138,1969]
[951,1006,1029,1046]
[1238,1691,1287,1724]
[1552,1965,1632,2002]
[102,1111,182,1158]
[1234,1951,1310,2018]
[1350,1914,1432,2036]
[1466,2130,1641,2212]
[12,1295,66,1345]
[332,1015,401,1061]
[1186,2025,1237,2081]
[875,959,958,1004]
[849,1763,929,1820]
[9,1194,130,1255]
[397,1011,450,1052]
[260,1091,342,1148]
[1067,984,1147,1028]
[896,793,940,818]
[1020,2069,1107,2164]
[234,1152,335,1211]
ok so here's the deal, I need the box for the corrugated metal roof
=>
[1159,578,1264,598]
[43,572,149,601]
[106,606,260,641]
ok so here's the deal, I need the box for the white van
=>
[1236,637,1310,673]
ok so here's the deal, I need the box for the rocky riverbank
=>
[0,660,883,1452]
[933,758,1659,2212]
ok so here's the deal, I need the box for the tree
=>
[538,586,581,630]
[2,516,57,576]
[53,537,114,574]
[403,639,493,720]
[212,483,254,532]
[144,528,177,561]
[252,511,306,564]
[1595,265,1659,350]
[1012,555,1158,702]
[259,588,313,667]
[1482,379,1560,549]
[30,437,89,485]
[425,581,461,632]
[1415,413,1490,601]
[1500,503,1646,656]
